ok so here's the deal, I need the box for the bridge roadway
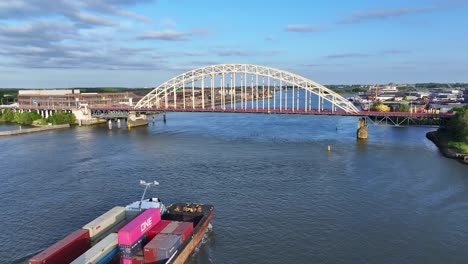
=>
[13,105,454,118]
[9,105,453,126]
[90,105,454,118]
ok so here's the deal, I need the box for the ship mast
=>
[139,180,159,209]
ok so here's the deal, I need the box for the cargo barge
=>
[28,181,214,264]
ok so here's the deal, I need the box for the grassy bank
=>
[434,105,468,155]
[448,141,468,154]
[427,131,468,165]
[436,130,468,154]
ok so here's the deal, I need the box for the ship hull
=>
[165,204,214,264]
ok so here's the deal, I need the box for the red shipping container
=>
[147,220,171,241]
[120,256,145,264]
[118,208,160,245]
[160,221,181,234]
[172,222,193,241]
[144,234,181,264]
[28,229,91,264]
[143,233,167,264]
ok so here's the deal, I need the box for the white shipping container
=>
[125,208,141,220]
[71,233,118,264]
[91,219,127,245]
[82,206,126,238]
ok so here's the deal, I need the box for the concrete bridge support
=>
[357,117,368,139]
[72,108,98,126]
[127,112,148,128]
[40,110,50,119]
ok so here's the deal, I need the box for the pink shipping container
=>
[120,257,145,264]
[118,208,160,246]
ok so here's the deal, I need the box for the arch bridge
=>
[135,64,359,114]
[9,63,449,127]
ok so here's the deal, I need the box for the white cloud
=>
[285,24,325,32]
[138,30,192,41]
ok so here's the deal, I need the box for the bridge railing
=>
[358,110,454,118]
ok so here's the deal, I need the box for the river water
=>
[0,112,467,264]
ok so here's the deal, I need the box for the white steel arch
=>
[135,64,359,113]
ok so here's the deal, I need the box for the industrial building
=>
[17,89,140,109]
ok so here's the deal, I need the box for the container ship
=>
[28,181,214,264]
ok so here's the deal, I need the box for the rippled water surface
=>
[0,112,467,264]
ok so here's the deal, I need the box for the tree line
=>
[0,109,76,125]
[444,105,468,143]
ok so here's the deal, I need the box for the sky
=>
[0,0,467,88]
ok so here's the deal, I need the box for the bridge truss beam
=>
[364,115,447,127]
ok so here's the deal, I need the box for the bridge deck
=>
[90,106,454,119]
[7,105,454,119]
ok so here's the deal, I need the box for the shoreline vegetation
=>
[427,105,468,164]
[0,109,76,126]
[426,131,468,165]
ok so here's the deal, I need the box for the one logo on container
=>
[141,217,152,232]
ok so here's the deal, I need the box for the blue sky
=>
[0,0,467,88]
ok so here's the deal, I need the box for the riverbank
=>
[426,131,468,165]
[0,124,70,136]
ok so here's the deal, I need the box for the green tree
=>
[370,101,390,112]
[13,112,21,123]
[29,111,42,121]
[12,111,36,125]
[446,106,468,143]
[396,104,410,112]
[47,111,76,125]
[2,110,43,125]
[33,118,48,125]
[2,109,14,122]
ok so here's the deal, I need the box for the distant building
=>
[464,88,468,103]
[18,89,141,108]
[405,92,430,99]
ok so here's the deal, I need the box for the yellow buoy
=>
[328,145,331,151]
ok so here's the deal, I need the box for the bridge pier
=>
[127,111,148,128]
[357,117,368,139]
[117,119,121,128]
[72,108,104,126]
[108,119,112,130]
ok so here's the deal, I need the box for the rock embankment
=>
[0,124,70,136]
